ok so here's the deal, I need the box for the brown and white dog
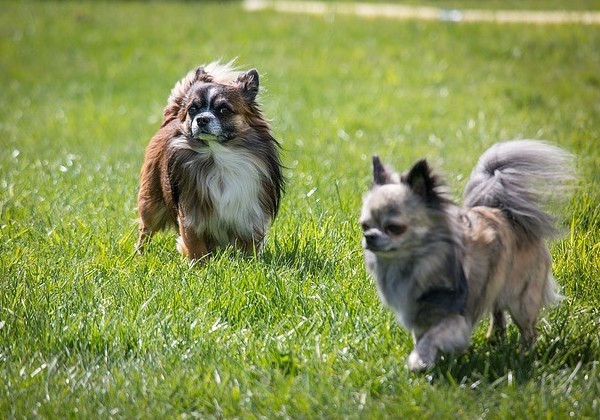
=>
[360,140,575,371]
[137,62,284,260]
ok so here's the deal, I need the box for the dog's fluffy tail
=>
[464,140,576,239]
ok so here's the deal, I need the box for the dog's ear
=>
[405,159,436,198]
[164,96,189,126]
[372,155,394,185]
[236,69,260,103]
[193,66,213,83]
[162,66,212,126]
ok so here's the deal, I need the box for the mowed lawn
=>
[1,1,599,418]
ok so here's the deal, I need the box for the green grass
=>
[1,1,599,418]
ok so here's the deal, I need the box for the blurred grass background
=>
[302,0,600,9]
[1,1,599,418]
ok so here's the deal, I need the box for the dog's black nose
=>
[196,114,212,125]
[364,232,378,248]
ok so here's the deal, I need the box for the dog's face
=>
[360,156,445,256]
[178,69,260,144]
[360,184,415,254]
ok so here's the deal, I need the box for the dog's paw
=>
[407,351,432,372]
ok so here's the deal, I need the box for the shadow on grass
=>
[425,311,599,386]
[260,236,333,279]
[430,337,538,386]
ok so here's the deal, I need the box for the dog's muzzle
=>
[363,230,382,251]
[191,112,223,140]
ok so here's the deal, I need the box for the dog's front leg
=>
[408,314,472,372]
[177,217,209,261]
[236,236,264,255]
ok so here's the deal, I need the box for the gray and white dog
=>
[360,140,575,371]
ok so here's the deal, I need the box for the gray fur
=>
[464,140,575,238]
[361,161,468,337]
[361,140,576,371]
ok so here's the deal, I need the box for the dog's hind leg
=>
[508,278,547,350]
[509,294,541,350]
[408,314,472,371]
[136,226,153,255]
[508,249,554,350]
[507,240,561,351]
[509,307,539,350]
[136,201,169,255]
[486,309,506,343]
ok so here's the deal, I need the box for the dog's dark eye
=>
[188,105,198,115]
[217,105,232,116]
[386,224,406,235]
[360,223,370,232]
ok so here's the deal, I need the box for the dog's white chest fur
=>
[174,138,270,244]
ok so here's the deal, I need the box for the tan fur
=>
[461,207,552,347]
